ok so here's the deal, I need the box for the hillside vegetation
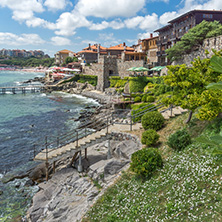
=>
[83,114,222,222]
[0,57,55,67]
[166,20,222,61]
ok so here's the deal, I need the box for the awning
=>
[127,67,137,71]
[134,67,149,72]
[150,66,165,71]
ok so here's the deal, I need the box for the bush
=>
[77,74,97,86]
[131,103,155,122]
[141,95,147,102]
[167,128,191,151]
[130,148,163,178]
[134,96,141,103]
[129,77,150,93]
[109,77,127,88]
[141,129,160,146]
[146,95,155,103]
[141,111,165,130]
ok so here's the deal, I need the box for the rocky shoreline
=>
[27,132,142,222]
[1,77,138,222]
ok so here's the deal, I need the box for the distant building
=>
[77,44,107,64]
[141,34,158,67]
[107,43,134,57]
[0,48,45,58]
[155,9,222,65]
[55,49,74,65]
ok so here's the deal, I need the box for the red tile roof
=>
[58,49,74,53]
[78,50,97,54]
[107,44,134,51]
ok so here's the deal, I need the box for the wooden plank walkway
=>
[0,85,44,94]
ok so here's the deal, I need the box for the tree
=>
[166,20,222,61]
[162,53,222,122]
[65,56,74,64]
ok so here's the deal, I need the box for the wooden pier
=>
[0,85,44,95]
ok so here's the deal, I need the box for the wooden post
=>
[78,151,83,172]
[170,105,173,117]
[76,131,78,148]
[130,110,133,131]
[107,139,111,159]
[106,117,109,134]
[45,136,49,181]
[85,148,87,159]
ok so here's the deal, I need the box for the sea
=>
[0,71,99,221]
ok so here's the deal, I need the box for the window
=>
[203,14,213,19]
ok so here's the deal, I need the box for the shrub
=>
[109,76,121,87]
[77,74,97,86]
[129,77,150,93]
[144,82,155,93]
[131,103,155,122]
[167,128,191,151]
[130,148,163,178]
[134,96,141,103]
[141,129,160,146]
[141,111,165,130]
[141,94,147,102]
[146,95,155,103]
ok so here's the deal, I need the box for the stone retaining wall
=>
[175,35,222,66]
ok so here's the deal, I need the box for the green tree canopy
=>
[166,20,222,61]
[162,53,222,122]
[65,56,74,64]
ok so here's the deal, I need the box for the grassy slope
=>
[83,114,222,222]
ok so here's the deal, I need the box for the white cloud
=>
[0,32,45,45]
[159,11,178,25]
[51,36,72,45]
[89,21,109,30]
[0,0,44,22]
[55,12,91,36]
[109,19,125,29]
[75,0,146,18]
[125,16,144,29]
[137,31,158,40]
[89,19,125,30]
[139,13,159,31]
[98,33,121,46]
[44,0,69,11]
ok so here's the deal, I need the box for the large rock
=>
[28,163,47,183]
[104,160,129,176]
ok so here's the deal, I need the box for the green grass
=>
[83,116,222,222]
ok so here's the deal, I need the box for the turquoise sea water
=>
[0,71,99,221]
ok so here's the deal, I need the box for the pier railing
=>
[32,103,171,161]
[0,85,44,95]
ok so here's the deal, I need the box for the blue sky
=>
[0,0,222,57]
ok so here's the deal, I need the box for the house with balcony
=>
[141,34,159,67]
[77,44,107,64]
[55,49,75,66]
[155,9,222,65]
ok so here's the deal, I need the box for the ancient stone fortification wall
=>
[117,60,144,78]
[175,35,222,66]
[83,55,145,91]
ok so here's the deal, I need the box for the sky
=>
[0,0,222,57]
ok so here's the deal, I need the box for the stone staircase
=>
[161,107,188,120]
[34,106,187,166]
[34,123,141,163]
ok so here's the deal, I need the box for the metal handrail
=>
[33,103,172,160]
